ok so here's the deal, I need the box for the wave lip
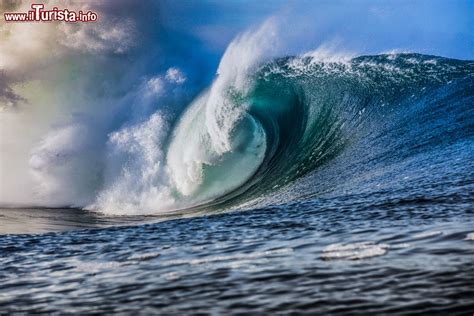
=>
[167,91,267,204]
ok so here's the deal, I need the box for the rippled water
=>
[1,186,473,314]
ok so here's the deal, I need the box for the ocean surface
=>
[1,53,473,314]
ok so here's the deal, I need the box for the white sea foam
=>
[163,248,293,266]
[90,112,176,214]
[464,233,474,241]
[413,230,443,239]
[128,252,161,261]
[322,242,389,260]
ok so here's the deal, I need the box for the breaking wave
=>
[26,29,474,215]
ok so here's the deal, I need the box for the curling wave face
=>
[163,53,473,212]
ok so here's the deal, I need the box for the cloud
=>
[0,73,25,107]
[0,1,137,108]
[58,17,135,54]
[0,1,136,63]
[165,67,186,84]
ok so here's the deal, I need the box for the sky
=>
[157,0,474,61]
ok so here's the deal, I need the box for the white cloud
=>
[165,67,186,84]
[145,76,165,96]
[58,17,135,54]
[0,1,135,71]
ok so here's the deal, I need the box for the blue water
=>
[1,54,473,314]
